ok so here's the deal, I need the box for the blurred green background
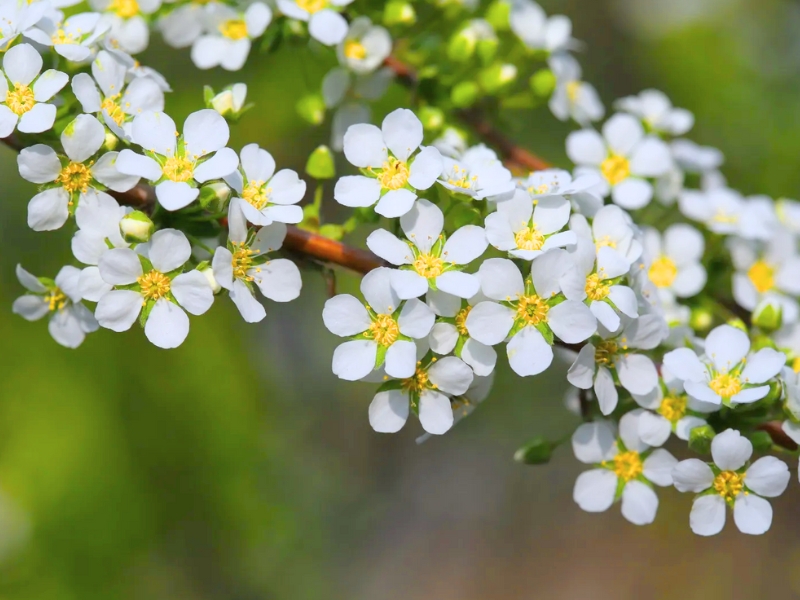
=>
[2,0,800,598]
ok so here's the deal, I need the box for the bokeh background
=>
[2,0,800,598]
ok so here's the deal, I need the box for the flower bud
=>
[761,380,783,406]
[514,436,552,465]
[383,0,415,26]
[451,81,480,107]
[296,94,326,125]
[104,130,118,152]
[485,0,511,30]
[418,106,444,131]
[119,211,154,243]
[689,305,713,333]
[448,28,478,62]
[207,83,249,121]
[688,425,715,455]
[197,262,221,294]
[752,299,783,332]
[305,145,336,180]
[199,182,231,210]
[529,69,556,97]
[478,63,517,94]
[726,318,748,333]
[747,430,773,452]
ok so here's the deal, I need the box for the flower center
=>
[514,225,545,251]
[365,313,399,347]
[585,273,610,301]
[747,260,775,294]
[219,18,248,40]
[296,0,327,13]
[594,340,618,365]
[377,158,409,191]
[455,306,471,336]
[52,28,78,45]
[58,162,92,194]
[793,356,800,374]
[413,254,444,279]
[610,450,642,482]
[109,0,139,18]
[138,270,171,303]
[102,94,126,126]
[6,83,35,116]
[658,395,687,424]
[162,155,194,183]
[709,373,742,398]
[595,235,617,250]
[713,470,744,502]
[344,39,367,60]
[566,80,581,103]
[231,243,255,281]
[401,365,431,395]
[242,180,270,210]
[47,288,68,312]
[712,209,738,225]
[446,165,476,189]
[515,294,549,326]
[648,256,678,288]
[600,154,630,186]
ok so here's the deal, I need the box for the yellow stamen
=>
[138,270,171,303]
[600,154,630,186]
[101,94,126,126]
[47,288,68,312]
[109,0,139,18]
[162,156,194,183]
[365,313,399,347]
[648,256,678,289]
[57,162,92,194]
[709,373,742,398]
[231,243,255,281]
[6,83,35,116]
[658,395,687,424]
[296,0,327,13]
[514,225,545,251]
[51,28,77,45]
[793,356,800,374]
[747,260,775,294]
[446,165,476,189]
[219,18,248,40]
[585,273,610,301]
[515,294,549,326]
[242,180,270,210]
[594,340,618,365]
[413,254,444,279]
[566,81,581,103]
[377,158,409,191]
[609,450,642,482]
[713,471,744,502]
[595,235,617,250]
[455,306,471,336]
[401,365,431,395]
[344,39,367,60]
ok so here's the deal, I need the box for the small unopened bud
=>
[383,0,415,26]
[514,436,552,465]
[207,83,249,121]
[448,28,478,62]
[451,81,480,108]
[726,318,748,333]
[199,182,231,210]
[418,106,444,131]
[104,130,118,151]
[530,69,556,97]
[747,430,773,452]
[689,306,713,333]
[305,145,335,180]
[478,63,517,94]
[120,211,154,243]
[485,0,511,30]
[197,262,221,294]
[296,94,325,125]
[688,425,715,455]
[753,299,783,332]
[762,380,783,406]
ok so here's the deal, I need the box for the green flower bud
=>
[514,436,552,465]
[747,430,773,452]
[485,0,511,30]
[529,69,556,97]
[451,81,481,108]
[478,63,517,94]
[296,94,325,125]
[688,425,715,455]
[305,145,336,180]
[418,106,444,131]
[477,38,499,64]
[751,334,777,352]
[119,211,154,243]
[753,300,783,332]
[198,182,231,210]
[104,130,118,152]
[726,318,748,333]
[207,83,249,121]
[762,380,783,406]
[197,262,221,294]
[689,306,714,333]
[383,0,415,26]
[448,27,477,62]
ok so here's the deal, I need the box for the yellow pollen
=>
[401,366,431,395]
[413,254,444,279]
[231,243,255,281]
[242,180,270,210]
[46,288,68,312]
[566,80,581,103]
[51,28,77,45]
[296,0,327,13]
[377,158,409,191]
[713,470,744,502]
[5,83,35,116]
[455,306,471,336]
[57,162,92,194]
[137,270,171,303]
[600,154,630,186]
[712,209,738,225]
[595,235,617,250]
[585,273,610,301]
[109,0,139,18]
[793,356,800,374]
[610,450,642,482]
[648,256,678,289]
[594,340,618,365]
[658,395,687,424]
[101,94,126,126]
[515,294,549,326]
[162,155,194,183]
[344,39,367,60]
[514,225,545,251]
[446,165,476,189]
[365,313,399,347]
[709,373,742,398]
[747,260,775,294]
[219,18,248,40]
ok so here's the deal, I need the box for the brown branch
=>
[757,421,798,451]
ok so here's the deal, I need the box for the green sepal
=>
[536,322,554,346]
[514,436,552,465]
[375,343,388,369]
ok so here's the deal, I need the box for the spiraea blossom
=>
[277,0,353,46]
[334,109,443,218]
[26,12,108,62]
[336,16,391,74]
[548,53,604,126]
[615,89,694,137]
[672,429,790,535]
[91,0,162,54]
[116,109,239,210]
[191,3,272,71]
[438,144,515,200]
[567,113,672,209]
[509,0,573,54]
[641,224,707,299]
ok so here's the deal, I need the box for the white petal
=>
[155,181,199,211]
[375,188,417,218]
[12,296,48,321]
[741,348,786,385]
[115,150,162,181]
[398,298,434,338]
[79,267,112,302]
[148,228,191,272]
[62,114,104,163]
[430,322,458,355]
[194,148,239,183]
[690,495,726,536]
[366,229,412,265]
[617,354,658,396]
[629,137,671,177]
[15,264,47,292]
[428,356,473,395]
[730,386,770,405]
[400,199,444,253]
[611,178,652,210]
[573,469,617,512]
[229,279,266,323]
[460,338,497,377]
[332,340,377,381]
[385,339,417,379]
[252,258,302,302]
[381,108,422,162]
[638,412,671,447]
[171,271,213,315]
[361,267,400,314]
[744,456,790,498]
[733,494,772,535]
[642,448,678,486]
[663,348,708,383]
[442,226,487,265]
[408,146,443,190]
[672,458,714,492]
[390,270,428,299]
[621,480,658,525]
[369,390,409,433]
[478,258,524,300]
[418,390,454,435]
[566,129,606,166]
[183,109,229,157]
[308,9,348,46]
[566,343,596,389]
[602,113,643,156]
[322,294,370,336]
[548,300,596,344]
[590,300,619,333]
[595,365,618,415]
[98,248,142,285]
[18,144,60,183]
[507,326,553,377]
[145,299,190,349]
[711,428,753,471]
[465,301,515,346]
[48,309,87,348]
[333,175,381,208]
[27,188,69,231]
[95,289,142,332]
[436,271,480,299]
[4,43,42,85]
[342,123,386,168]
[705,324,750,373]
[619,409,650,452]
[131,111,177,156]
[571,420,617,464]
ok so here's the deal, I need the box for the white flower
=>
[416,372,495,443]
[12,265,99,349]
[366,199,487,299]
[26,12,109,63]
[158,4,206,49]
[641,224,706,299]
[191,3,272,71]
[671,139,723,174]
[322,267,435,381]
[210,83,248,117]
[211,199,301,323]
[672,429,790,536]
[548,53,604,126]
[116,109,239,211]
[466,252,596,377]
[322,66,394,109]
[71,189,130,266]
[568,205,643,266]
[729,231,800,323]
[276,0,353,46]
[509,0,572,53]
[438,144,515,200]
[615,89,694,136]
[95,229,214,348]
[336,16,391,74]
[224,143,305,226]
[0,44,68,137]
[567,113,672,209]
[663,324,786,406]
[572,416,677,526]
[485,188,575,260]
[92,0,162,54]
[72,49,165,140]
[426,289,497,376]
[0,1,48,49]
[631,366,719,446]
[368,355,474,435]
[567,314,666,414]
[20,114,139,231]
[678,187,744,236]
[432,127,468,159]
[334,109,443,218]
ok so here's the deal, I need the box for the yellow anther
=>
[600,154,630,186]
[610,450,642,482]
[455,306,471,336]
[162,155,194,183]
[138,270,171,303]
[377,158,409,191]
[648,256,678,288]
[413,254,444,278]
[109,0,139,18]
[5,83,34,116]
[242,180,270,210]
[219,18,248,40]
[57,162,92,194]
[658,395,687,424]
[713,471,744,502]
[344,39,367,60]
[514,225,545,251]
[515,294,549,326]
[585,273,610,301]
[747,260,775,294]
[365,313,399,347]
[709,373,742,398]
